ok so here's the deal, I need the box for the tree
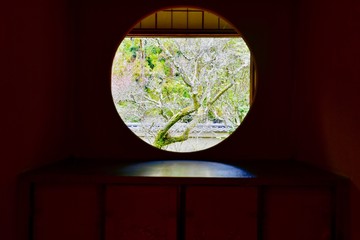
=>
[112,37,250,150]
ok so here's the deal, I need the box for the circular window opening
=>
[111,8,253,152]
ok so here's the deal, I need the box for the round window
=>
[111,8,252,152]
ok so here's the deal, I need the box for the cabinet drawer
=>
[264,187,332,240]
[106,185,177,240]
[186,186,258,240]
[33,184,100,240]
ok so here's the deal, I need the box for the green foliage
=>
[111,37,251,149]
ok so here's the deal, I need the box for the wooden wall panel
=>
[264,187,332,240]
[105,185,177,240]
[33,184,100,240]
[186,186,258,240]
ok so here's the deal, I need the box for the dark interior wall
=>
[2,0,359,240]
[294,0,360,239]
[69,0,295,160]
[1,0,297,238]
[0,1,69,239]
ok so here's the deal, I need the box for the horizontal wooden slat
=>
[130,8,238,36]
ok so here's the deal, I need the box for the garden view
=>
[111,37,251,152]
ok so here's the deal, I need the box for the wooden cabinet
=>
[32,184,101,240]
[185,186,258,240]
[106,186,177,240]
[18,160,347,240]
[264,187,333,240]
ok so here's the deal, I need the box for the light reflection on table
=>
[117,160,255,178]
